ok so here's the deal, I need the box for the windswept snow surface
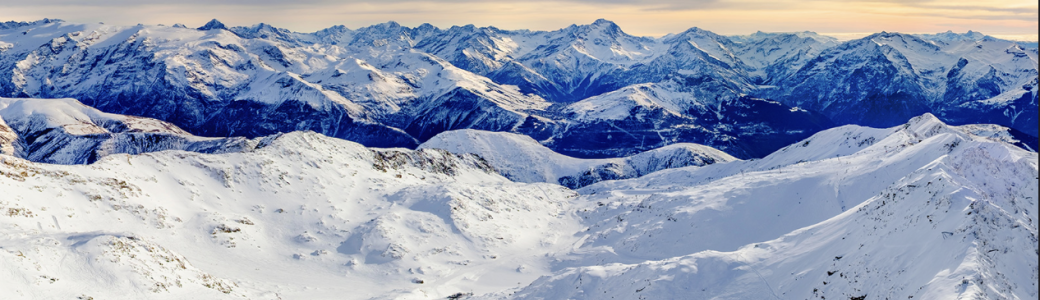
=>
[0,131,582,299]
[1,113,1036,299]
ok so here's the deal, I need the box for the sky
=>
[1,0,1037,41]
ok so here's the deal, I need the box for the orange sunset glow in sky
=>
[1,0,1037,41]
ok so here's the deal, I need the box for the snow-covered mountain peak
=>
[510,129,1037,299]
[585,19,624,36]
[197,19,228,31]
[248,130,501,179]
[446,24,479,33]
[905,112,964,134]
[865,31,940,51]
[590,18,617,26]
[916,30,990,43]
[562,83,687,121]
[228,23,302,45]
[348,21,430,49]
[419,129,595,183]
[745,113,1035,176]
[905,113,1038,151]
[418,129,737,188]
[0,18,63,31]
[663,26,744,68]
[730,30,836,44]
[729,31,839,81]
[838,31,944,66]
[0,97,190,135]
[310,24,354,45]
[524,19,657,67]
[0,97,256,164]
[668,26,731,41]
[0,18,1034,162]
[533,112,1035,276]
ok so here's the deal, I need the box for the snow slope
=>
[759,31,1039,134]
[553,79,833,159]
[0,131,582,299]
[0,115,15,155]
[0,19,545,148]
[0,97,254,164]
[418,129,736,188]
[505,114,1038,299]
[0,113,1035,299]
[729,31,839,82]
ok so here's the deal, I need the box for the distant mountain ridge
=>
[0,97,258,164]
[0,19,1035,160]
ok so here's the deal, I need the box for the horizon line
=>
[5,17,1039,42]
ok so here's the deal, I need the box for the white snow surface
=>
[799,32,1037,108]
[0,112,1036,300]
[507,116,1038,300]
[0,131,581,299]
[562,82,724,122]
[0,97,193,136]
[0,20,549,122]
[729,31,840,80]
[0,97,255,164]
[418,129,736,186]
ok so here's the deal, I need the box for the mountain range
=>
[0,17,1037,300]
[2,18,1034,160]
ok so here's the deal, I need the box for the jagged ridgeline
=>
[0,19,1036,159]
